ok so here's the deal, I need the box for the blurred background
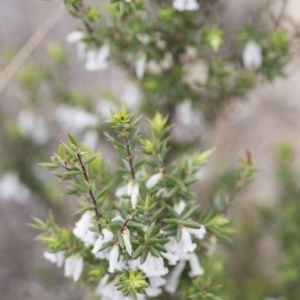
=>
[1,0,300,299]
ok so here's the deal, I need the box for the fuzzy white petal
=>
[122,227,132,256]
[164,260,186,293]
[146,173,162,189]
[135,54,146,79]
[243,41,262,70]
[188,253,204,277]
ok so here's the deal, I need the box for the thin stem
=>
[71,2,93,35]
[125,136,136,180]
[274,0,289,29]
[77,153,103,235]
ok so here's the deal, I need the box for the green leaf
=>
[83,154,98,165]
[148,245,160,257]
[176,226,182,242]
[184,220,200,229]
[140,248,149,264]
[164,218,179,225]
[181,206,198,220]
[68,132,77,147]
[39,162,60,168]
[146,238,159,246]
[146,222,156,238]
[132,245,144,259]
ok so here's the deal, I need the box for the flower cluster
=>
[33,108,249,299]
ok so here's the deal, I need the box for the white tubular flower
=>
[139,253,168,277]
[115,184,128,198]
[145,275,166,297]
[156,188,169,199]
[164,260,186,294]
[188,253,204,277]
[148,60,162,75]
[165,237,189,260]
[146,172,163,189]
[92,228,114,254]
[161,252,179,265]
[135,54,147,79]
[122,227,132,256]
[109,245,120,273]
[188,225,206,240]
[64,254,84,282]
[131,183,139,208]
[73,211,97,246]
[179,227,197,253]
[43,251,65,268]
[173,0,200,11]
[85,45,110,71]
[242,41,262,70]
[174,200,186,215]
[65,31,85,43]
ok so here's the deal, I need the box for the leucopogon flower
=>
[146,172,163,189]
[43,251,65,268]
[139,253,169,277]
[172,0,200,11]
[242,41,262,70]
[64,254,84,282]
[145,276,167,297]
[116,181,140,208]
[73,211,97,247]
[121,227,132,256]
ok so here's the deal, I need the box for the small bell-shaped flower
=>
[164,260,186,293]
[145,276,166,297]
[146,172,163,189]
[131,182,139,208]
[180,227,197,253]
[92,228,114,254]
[43,251,65,267]
[188,253,204,277]
[64,254,84,282]
[173,0,200,11]
[243,41,262,70]
[122,227,132,256]
[139,253,168,277]
[85,45,110,71]
[109,245,120,273]
[135,54,147,79]
[187,225,206,240]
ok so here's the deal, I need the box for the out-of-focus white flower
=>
[243,41,262,70]
[122,227,132,256]
[156,188,169,198]
[161,251,179,265]
[55,105,98,134]
[109,245,120,273]
[139,253,168,277]
[164,260,186,293]
[64,254,84,282]
[174,200,186,215]
[146,172,163,189]
[73,211,97,246]
[43,251,65,267]
[173,0,200,11]
[135,54,147,79]
[92,228,114,254]
[83,130,98,151]
[137,34,150,45]
[180,227,196,253]
[85,45,110,71]
[188,225,206,240]
[65,31,85,43]
[176,100,196,126]
[145,276,166,297]
[148,60,162,75]
[17,109,50,146]
[0,171,31,203]
[188,252,204,277]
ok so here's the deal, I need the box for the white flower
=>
[164,260,186,293]
[109,245,120,273]
[131,183,139,208]
[43,251,65,267]
[65,31,86,60]
[145,276,166,297]
[17,110,50,145]
[188,253,204,277]
[85,45,110,71]
[0,171,30,203]
[243,41,262,70]
[174,200,186,215]
[180,227,196,253]
[122,227,132,256]
[73,211,97,246]
[146,172,163,189]
[55,105,98,133]
[92,228,114,254]
[139,253,168,277]
[173,0,200,11]
[156,188,169,198]
[161,251,179,265]
[135,54,147,79]
[148,60,162,75]
[64,254,84,282]
[188,225,206,240]
[65,31,85,43]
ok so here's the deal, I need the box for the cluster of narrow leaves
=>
[32,107,256,300]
